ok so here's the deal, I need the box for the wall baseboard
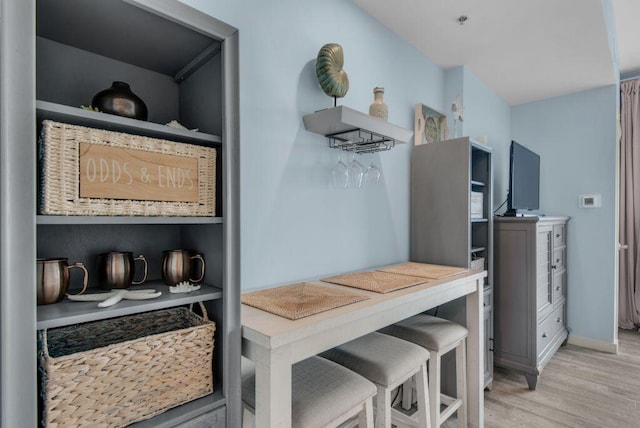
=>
[567,334,618,354]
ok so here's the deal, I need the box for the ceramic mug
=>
[97,251,148,289]
[161,249,206,285]
[36,258,89,305]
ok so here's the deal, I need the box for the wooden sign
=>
[79,142,199,202]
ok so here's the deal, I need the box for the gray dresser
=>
[493,216,569,390]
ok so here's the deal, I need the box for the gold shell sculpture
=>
[316,43,349,98]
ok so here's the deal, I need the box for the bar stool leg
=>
[375,386,392,428]
[401,378,413,410]
[242,405,254,428]
[414,362,431,428]
[456,340,468,428]
[359,398,374,428]
[429,350,441,428]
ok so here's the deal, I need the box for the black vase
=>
[92,81,148,121]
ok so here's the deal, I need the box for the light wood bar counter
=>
[241,269,487,428]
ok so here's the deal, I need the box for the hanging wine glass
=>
[331,150,349,189]
[364,153,381,185]
[348,152,364,189]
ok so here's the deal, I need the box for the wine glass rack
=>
[303,105,413,153]
[327,128,395,153]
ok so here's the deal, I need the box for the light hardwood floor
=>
[484,329,640,427]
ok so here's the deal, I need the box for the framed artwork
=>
[414,103,449,145]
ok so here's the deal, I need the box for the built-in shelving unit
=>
[131,392,226,428]
[36,215,223,225]
[410,136,493,282]
[303,105,413,153]
[0,1,240,427]
[37,101,222,146]
[410,136,494,389]
[37,282,223,330]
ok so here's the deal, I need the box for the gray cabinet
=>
[493,216,568,390]
[483,286,494,389]
[410,137,494,388]
[0,1,240,426]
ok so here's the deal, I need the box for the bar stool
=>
[380,314,468,428]
[242,355,376,428]
[321,331,431,428]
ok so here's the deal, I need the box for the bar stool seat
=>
[382,314,468,351]
[321,331,431,428]
[242,356,376,428]
[380,314,468,428]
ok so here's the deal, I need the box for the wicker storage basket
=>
[39,120,216,216]
[38,304,216,428]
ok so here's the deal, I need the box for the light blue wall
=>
[601,0,620,342]
[444,66,511,208]
[443,66,463,138]
[602,0,620,80]
[180,0,618,347]
[511,86,618,344]
[180,0,445,290]
[461,68,512,207]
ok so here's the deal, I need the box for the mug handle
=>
[190,254,206,283]
[65,262,89,296]
[132,254,148,285]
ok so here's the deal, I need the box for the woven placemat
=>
[321,271,428,294]
[377,262,468,279]
[241,282,369,320]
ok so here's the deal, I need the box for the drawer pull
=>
[556,234,560,238]
[556,258,560,263]
[542,332,548,338]
[557,317,562,323]
[552,265,557,270]
[556,286,561,291]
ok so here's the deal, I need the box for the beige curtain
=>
[619,79,640,329]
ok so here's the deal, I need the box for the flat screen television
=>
[505,141,540,216]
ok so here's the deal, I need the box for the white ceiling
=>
[355,0,631,106]
[613,0,640,75]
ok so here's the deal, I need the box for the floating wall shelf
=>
[303,106,413,153]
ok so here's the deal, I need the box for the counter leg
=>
[253,345,292,428]
[465,278,484,428]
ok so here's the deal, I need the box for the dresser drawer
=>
[537,229,551,254]
[553,224,566,248]
[537,301,565,352]
[552,270,566,302]
[553,247,566,271]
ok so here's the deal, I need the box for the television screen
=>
[507,141,540,215]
